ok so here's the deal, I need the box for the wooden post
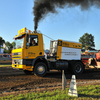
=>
[62,70,67,91]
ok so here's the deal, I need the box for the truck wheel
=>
[72,62,84,74]
[23,70,32,75]
[34,62,47,77]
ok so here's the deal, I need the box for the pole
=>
[62,70,67,91]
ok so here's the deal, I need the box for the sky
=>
[0,0,100,50]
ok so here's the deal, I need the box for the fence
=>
[0,54,11,60]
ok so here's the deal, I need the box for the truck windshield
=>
[13,35,25,49]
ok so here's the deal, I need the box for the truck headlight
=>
[18,52,21,55]
[18,59,23,64]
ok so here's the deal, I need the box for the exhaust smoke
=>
[33,0,100,31]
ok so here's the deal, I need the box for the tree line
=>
[79,33,95,50]
[0,37,14,54]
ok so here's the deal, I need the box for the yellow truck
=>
[12,27,84,76]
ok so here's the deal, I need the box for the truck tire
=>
[23,70,32,75]
[34,62,47,77]
[72,62,84,74]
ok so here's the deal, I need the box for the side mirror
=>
[26,43,30,49]
[26,35,31,49]
[26,43,29,46]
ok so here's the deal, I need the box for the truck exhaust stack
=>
[34,30,37,33]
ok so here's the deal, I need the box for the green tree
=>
[11,42,15,48]
[4,41,14,53]
[0,37,5,53]
[79,33,95,50]
[4,48,10,54]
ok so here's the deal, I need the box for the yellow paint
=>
[62,41,82,49]
[12,48,23,59]
[12,27,44,71]
[23,33,44,59]
[57,40,62,60]
[18,27,27,35]
[12,64,33,71]
[57,39,81,49]
[14,32,25,39]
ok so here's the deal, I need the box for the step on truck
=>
[12,27,85,76]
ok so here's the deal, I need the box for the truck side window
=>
[30,35,38,46]
[26,34,29,46]
[26,35,38,46]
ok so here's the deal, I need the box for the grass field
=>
[0,60,12,67]
[0,64,12,67]
[1,84,100,100]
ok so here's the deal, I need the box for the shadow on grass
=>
[79,94,100,98]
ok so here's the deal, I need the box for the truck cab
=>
[12,28,45,74]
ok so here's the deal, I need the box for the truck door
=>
[25,35,40,59]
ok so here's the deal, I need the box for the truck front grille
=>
[12,52,21,58]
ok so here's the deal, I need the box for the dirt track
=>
[0,67,100,97]
[0,60,12,64]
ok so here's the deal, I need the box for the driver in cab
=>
[32,40,36,46]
